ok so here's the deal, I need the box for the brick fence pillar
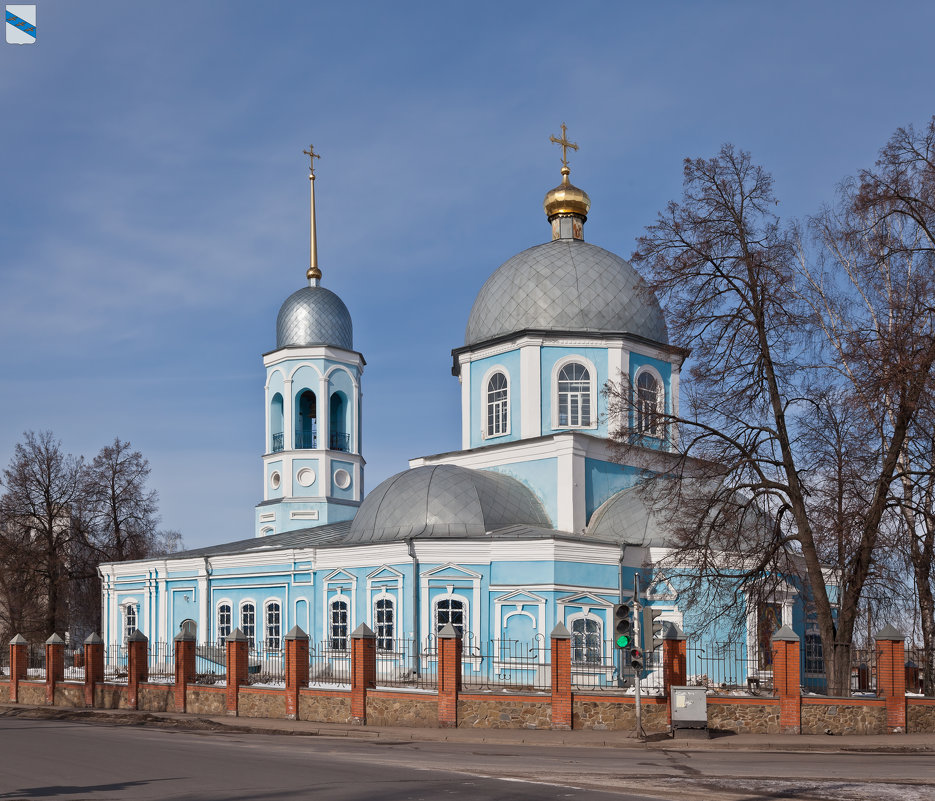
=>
[9,634,27,703]
[875,624,906,734]
[771,625,801,734]
[83,633,104,708]
[550,622,572,731]
[284,625,309,720]
[225,628,249,716]
[437,624,462,729]
[173,630,195,713]
[350,623,376,725]
[126,629,148,711]
[45,633,65,705]
[662,623,687,726]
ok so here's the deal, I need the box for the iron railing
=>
[463,636,550,692]
[329,432,350,452]
[375,637,437,690]
[271,432,284,453]
[63,646,84,681]
[27,643,45,681]
[685,640,772,695]
[294,430,317,449]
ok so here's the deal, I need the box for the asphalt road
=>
[0,716,933,801]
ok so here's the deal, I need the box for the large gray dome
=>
[276,285,353,350]
[346,464,550,544]
[465,240,667,347]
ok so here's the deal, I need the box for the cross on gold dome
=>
[303,144,320,176]
[549,123,578,169]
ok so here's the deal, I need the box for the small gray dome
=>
[276,285,353,350]
[465,240,667,347]
[347,464,550,544]
[586,486,669,547]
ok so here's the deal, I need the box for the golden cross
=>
[549,123,578,169]
[303,144,321,175]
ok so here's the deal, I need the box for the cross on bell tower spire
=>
[303,144,322,284]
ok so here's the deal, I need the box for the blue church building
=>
[99,134,817,685]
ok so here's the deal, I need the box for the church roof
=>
[346,464,551,544]
[464,239,668,348]
[276,285,353,350]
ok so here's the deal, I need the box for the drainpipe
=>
[407,538,421,677]
[618,544,627,686]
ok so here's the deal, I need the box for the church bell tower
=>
[255,146,365,537]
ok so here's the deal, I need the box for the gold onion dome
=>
[543,165,591,220]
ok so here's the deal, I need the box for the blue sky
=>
[2,1,934,548]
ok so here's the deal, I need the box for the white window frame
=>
[123,601,139,643]
[433,593,469,639]
[482,366,510,439]
[264,600,282,651]
[568,612,603,665]
[240,600,257,648]
[329,594,350,652]
[217,600,232,643]
[373,593,395,652]
[633,365,665,438]
[551,356,597,430]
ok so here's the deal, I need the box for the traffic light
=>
[629,646,644,671]
[643,607,665,653]
[612,602,633,649]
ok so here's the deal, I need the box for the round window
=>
[333,468,351,490]
[270,471,281,490]
[296,467,316,487]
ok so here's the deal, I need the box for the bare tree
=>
[617,136,935,695]
[0,431,85,638]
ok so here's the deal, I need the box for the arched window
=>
[124,604,137,642]
[636,371,662,437]
[330,598,349,651]
[374,597,394,651]
[295,390,317,449]
[486,372,508,437]
[557,363,591,427]
[329,391,349,452]
[270,393,284,453]
[217,603,232,643]
[571,617,602,664]
[240,602,256,648]
[435,597,466,638]
[265,602,281,651]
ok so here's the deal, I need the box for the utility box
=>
[670,686,708,738]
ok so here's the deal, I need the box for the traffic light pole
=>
[633,573,644,739]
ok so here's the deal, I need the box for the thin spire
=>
[303,144,322,285]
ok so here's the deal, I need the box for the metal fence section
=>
[308,640,350,687]
[104,642,128,682]
[248,647,285,686]
[685,640,773,695]
[148,641,174,682]
[905,645,934,695]
[27,643,46,681]
[192,642,226,685]
[375,637,437,690]
[850,645,878,694]
[63,646,84,681]
[462,636,551,692]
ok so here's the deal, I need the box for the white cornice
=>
[264,347,364,370]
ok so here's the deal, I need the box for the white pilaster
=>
[197,567,209,645]
[460,359,471,449]
[283,378,294,450]
[520,342,541,438]
[319,373,330,454]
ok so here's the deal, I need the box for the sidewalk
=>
[3,702,933,753]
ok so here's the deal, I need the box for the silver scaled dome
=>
[276,285,353,350]
[346,464,550,544]
[465,240,668,347]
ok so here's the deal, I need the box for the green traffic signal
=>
[616,633,630,648]
[612,602,633,650]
